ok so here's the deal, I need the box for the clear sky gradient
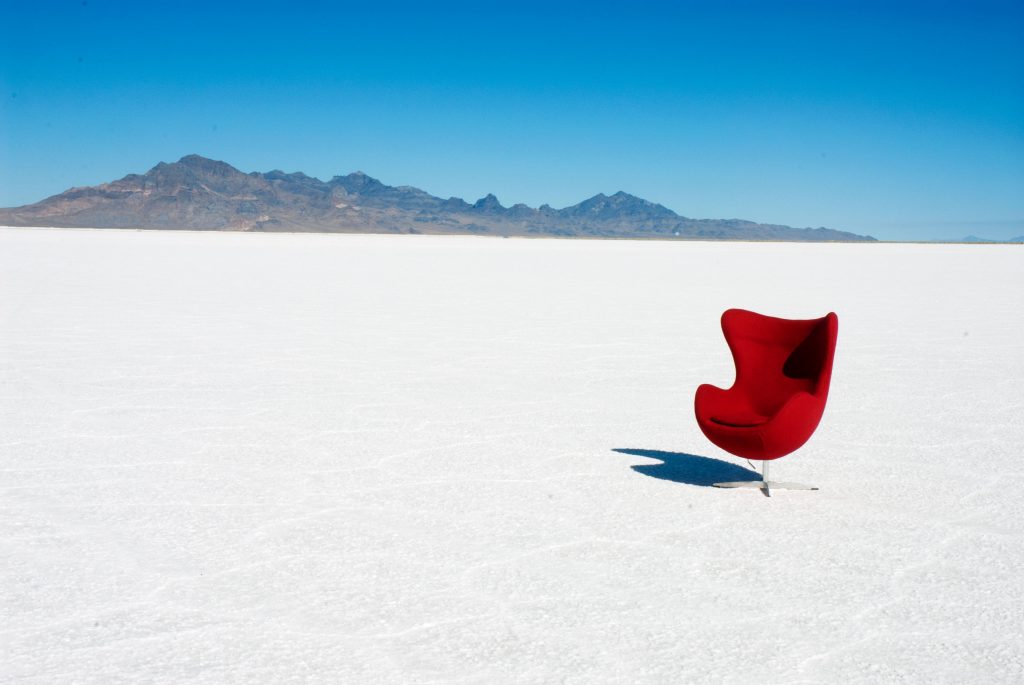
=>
[2,0,1022,240]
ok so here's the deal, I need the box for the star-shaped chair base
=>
[712,460,818,497]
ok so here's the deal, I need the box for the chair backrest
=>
[722,309,838,415]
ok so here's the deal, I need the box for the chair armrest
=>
[760,391,825,458]
[694,383,730,422]
[773,391,820,422]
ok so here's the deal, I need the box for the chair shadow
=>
[613,448,760,487]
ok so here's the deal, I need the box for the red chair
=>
[694,309,838,495]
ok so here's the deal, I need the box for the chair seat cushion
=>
[710,408,770,428]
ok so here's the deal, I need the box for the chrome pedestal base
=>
[713,460,818,497]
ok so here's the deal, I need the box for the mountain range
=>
[960,235,1024,244]
[0,155,875,241]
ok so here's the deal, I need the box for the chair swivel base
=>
[712,460,817,496]
[713,480,819,497]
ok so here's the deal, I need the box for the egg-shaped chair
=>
[694,309,838,495]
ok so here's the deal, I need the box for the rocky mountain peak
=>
[330,171,386,194]
[473,193,505,212]
[559,191,677,221]
[173,154,242,177]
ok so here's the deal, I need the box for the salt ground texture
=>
[2,227,1022,684]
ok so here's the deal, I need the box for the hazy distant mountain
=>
[961,235,1024,243]
[0,155,876,241]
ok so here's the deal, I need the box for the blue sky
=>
[1,0,1022,240]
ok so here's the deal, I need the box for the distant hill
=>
[961,235,1024,244]
[0,155,876,241]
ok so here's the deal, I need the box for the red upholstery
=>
[695,309,838,461]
